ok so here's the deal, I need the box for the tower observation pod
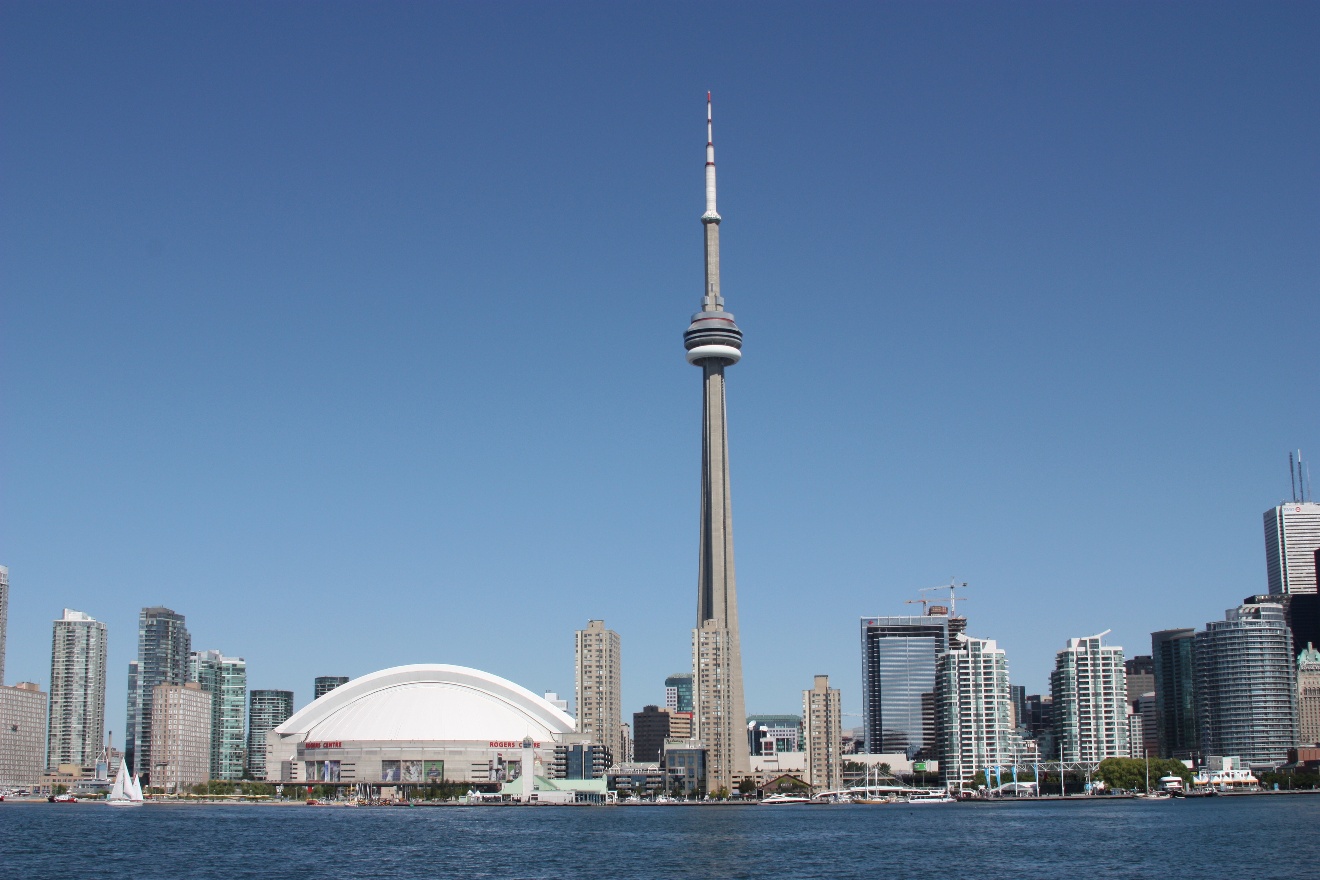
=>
[683,93,750,793]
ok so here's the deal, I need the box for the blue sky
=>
[2,2,1317,731]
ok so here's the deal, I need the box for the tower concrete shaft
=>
[684,94,749,791]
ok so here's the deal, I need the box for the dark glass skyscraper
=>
[314,676,349,701]
[860,614,950,757]
[1152,628,1198,759]
[125,606,190,781]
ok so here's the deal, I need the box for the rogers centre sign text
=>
[303,741,342,750]
[489,741,540,748]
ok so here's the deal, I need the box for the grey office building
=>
[314,676,349,701]
[126,607,191,781]
[860,614,950,757]
[1194,603,1297,767]
[246,689,294,780]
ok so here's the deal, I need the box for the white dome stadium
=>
[275,664,575,743]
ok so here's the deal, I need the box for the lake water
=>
[3,796,1317,879]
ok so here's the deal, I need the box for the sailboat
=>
[106,758,144,806]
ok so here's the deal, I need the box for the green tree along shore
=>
[1094,758,1193,792]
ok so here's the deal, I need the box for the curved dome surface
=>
[275,664,575,743]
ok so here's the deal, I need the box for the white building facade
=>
[1051,633,1129,762]
[47,609,108,770]
[1195,603,1297,766]
[936,636,1013,789]
[1264,501,1320,594]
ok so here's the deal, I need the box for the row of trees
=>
[1094,758,1193,791]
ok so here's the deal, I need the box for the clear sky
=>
[2,2,1317,733]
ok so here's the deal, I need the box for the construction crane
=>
[920,579,969,616]
[905,598,930,613]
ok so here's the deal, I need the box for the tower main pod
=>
[683,94,750,792]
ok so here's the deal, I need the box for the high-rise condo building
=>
[247,689,294,780]
[1151,628,1198,759]
[684,95,751,794]
[802,675,842,791]
[664,673,693,714]
[125,606,190,781]
[1264,501,1320,595]
[0,565,8,684]
[314,676,349,700]
[574,620,622,763]
[860,612,950,757]
[1051,632,1129,762]
[189,650,247,781]
[150,681,212,792]
[0,682,47,788]
[47,609,108,770]
[1297,643,1320,747]
[936,636,1013,790]
[1195,602,1296,766]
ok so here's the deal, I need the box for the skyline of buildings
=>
[0,88,1312,791]
[686,94,750,793]
[46,608,107,771]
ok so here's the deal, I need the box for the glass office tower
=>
[860,614,950,758]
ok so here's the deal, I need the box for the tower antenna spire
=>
[704,92,718,223]
[1292,451,1299,503]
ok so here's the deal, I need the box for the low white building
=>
[266,664,589,787]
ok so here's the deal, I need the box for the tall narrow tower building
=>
[574,620,623,763]
[685,95,750,792]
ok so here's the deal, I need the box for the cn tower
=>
[684,93,749,791]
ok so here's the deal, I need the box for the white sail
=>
[106,759,142,806]
[108,759,130,801]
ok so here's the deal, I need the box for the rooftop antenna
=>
[1291,452,1298,503]
[1304,451,1313,503]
